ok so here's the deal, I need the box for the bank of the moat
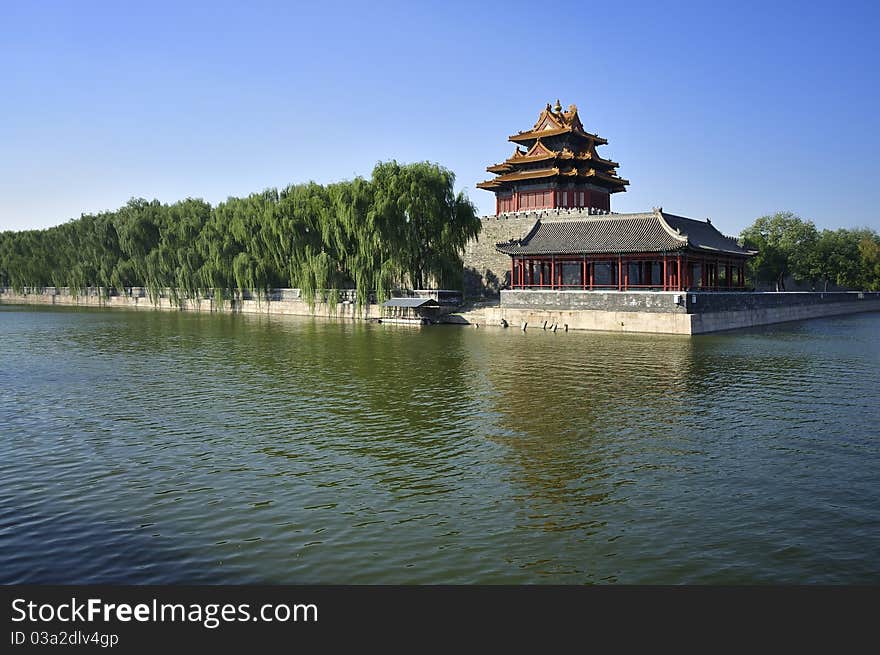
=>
[2,287,879,335]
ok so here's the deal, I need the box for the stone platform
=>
[447,290,880,335]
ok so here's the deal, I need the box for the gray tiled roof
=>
[495,210,753,256]
[382,297,439,308]
[661,213,751,255]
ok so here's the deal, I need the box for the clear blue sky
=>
[1,0,878,236]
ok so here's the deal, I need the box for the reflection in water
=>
[1,305,879,584]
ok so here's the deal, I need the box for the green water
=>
[1,304,878,583]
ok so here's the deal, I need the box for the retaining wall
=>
[5,287,879,335]
[0,287,378,320]
[483,290,880,334]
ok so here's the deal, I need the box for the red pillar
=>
[663,255,668,291]
[676,255,682,291]
[551,257,555,290]
[511,258,515,289]
[618,256,623,291]
[582,256,587,290]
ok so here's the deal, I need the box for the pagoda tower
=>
[477,100,628,214]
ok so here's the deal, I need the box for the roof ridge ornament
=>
[479,100,629,195]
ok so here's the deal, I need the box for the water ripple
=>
[1,305,879,583]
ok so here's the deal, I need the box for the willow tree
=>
[113,199,164,299]
[326,177,375,307]
[1,160,482,305]
[271,182,334,304]
[369,161,479,292]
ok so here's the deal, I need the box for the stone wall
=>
[501,290,687,313]
[480,305,693,335]
[686,291,880,334]
[462,207,609,298]
[0,287,379,320]
[6,286,878,336]
[683,291,880,313]
[487,290,880,334]
[462,213,534,298]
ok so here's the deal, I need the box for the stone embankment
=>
[4,287,878,335]
[0,287,376,320]
[444,290,880,335]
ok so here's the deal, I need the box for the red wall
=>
[495,188,610,213]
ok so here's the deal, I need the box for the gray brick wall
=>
[685,291,880,313]
[500,289,880,315]
[462,213,535,297]
[462,207,614,298]
[501,290,687,313]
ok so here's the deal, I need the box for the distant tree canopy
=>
[740,211,880,291]
[0,161,480,305]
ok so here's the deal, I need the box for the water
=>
[1,304,878,584]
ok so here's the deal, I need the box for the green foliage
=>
[740,211,879,291]
[858,232,880,290]
[814,229,862,290]
[740,211,818,290]
[0,162,478,307]
[370,161,480,293]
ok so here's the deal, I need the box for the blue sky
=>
[1,0,878,236]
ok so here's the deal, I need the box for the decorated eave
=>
[485,141,620,174]
[494,209,757,257]
[508,101,608,146]
[479,100,627,192]
[477,165,629,191]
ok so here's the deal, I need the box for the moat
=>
[1,305,878,583]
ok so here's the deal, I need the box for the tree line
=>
[741,212,880,291]
[3,178,877,300]
[0,161,480,306]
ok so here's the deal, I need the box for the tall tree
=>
[0,161,482,305]
[814,229,862,291]
[740,212,818,290]
[370,161,479,291]
[858,231,880,291]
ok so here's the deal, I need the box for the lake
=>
[1,304,878,583]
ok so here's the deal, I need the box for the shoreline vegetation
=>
[739,212,880,292]
[1,166,879,305]
[0,161,479,309]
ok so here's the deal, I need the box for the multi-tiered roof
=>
[477,100,629,195]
